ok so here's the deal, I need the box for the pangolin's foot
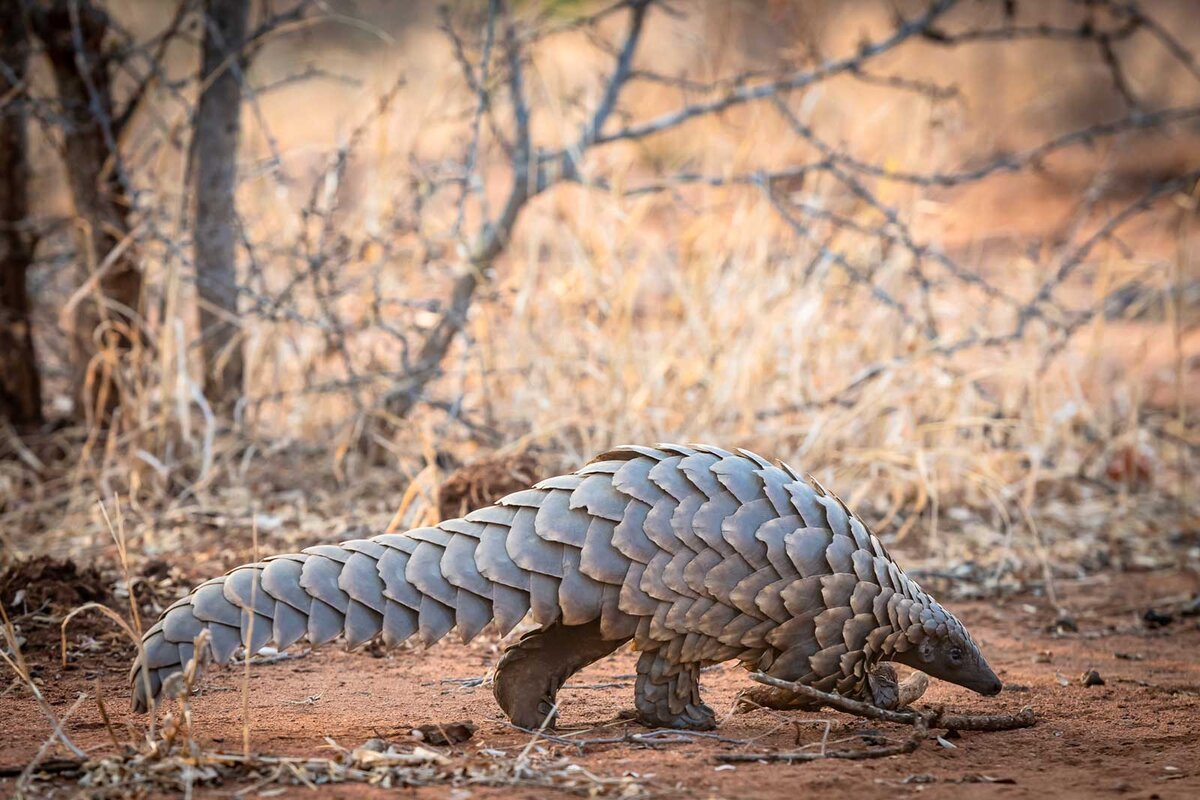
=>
[632,649,716,730]
[493,620,627,730]
[636,701,717,731]
[868,663,929,710]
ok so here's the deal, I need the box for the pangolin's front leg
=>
[633,648,716,730]
[866,663,930,709]
[493,619,628,729]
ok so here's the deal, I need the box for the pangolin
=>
[129,443,1001,730]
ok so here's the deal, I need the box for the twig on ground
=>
[719,716,928,763]
[501,719,753,752]
[746,672,1037,730]
[283,693,322,706]
[718,672,1035,762]
[231,648,310,666]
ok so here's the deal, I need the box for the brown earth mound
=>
[0,556,109,616]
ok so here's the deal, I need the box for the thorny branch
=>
[586,0,962,148]
[378,0,650,426]
[387,0,1197,428]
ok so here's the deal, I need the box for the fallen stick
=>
[716,672,1035,763]
[718,716,928,763]
[746,672,1036,730]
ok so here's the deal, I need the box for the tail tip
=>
[129,658,164,713]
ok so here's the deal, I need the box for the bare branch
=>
[590,0,960,146]
[718,672,1034,763]
[110,0,192,137]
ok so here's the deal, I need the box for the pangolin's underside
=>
[130,443,1001,730]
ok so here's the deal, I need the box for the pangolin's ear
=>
[917,638,936,663]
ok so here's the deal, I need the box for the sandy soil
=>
[2,569,1198,799]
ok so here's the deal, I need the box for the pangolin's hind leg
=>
[632,648,716,730]
[493,619,627,729]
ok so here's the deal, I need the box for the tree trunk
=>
[0,2,43,429]
[194,0,249,412]
[32,0,142,423]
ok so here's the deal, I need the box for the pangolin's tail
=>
[127,523,595,711]
[128,448,652,713]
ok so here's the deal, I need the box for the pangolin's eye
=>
[949,647,964,663]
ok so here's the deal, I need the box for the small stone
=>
[409,721,476,746]
[1080,669,1105,687]
[902,774,936,784]
[1033,651,1053,664]
[859,729,889,746]
[1143,609,1174,628]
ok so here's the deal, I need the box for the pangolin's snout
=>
[968,664,1003,696]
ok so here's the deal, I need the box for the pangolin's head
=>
[892,608,1002,697]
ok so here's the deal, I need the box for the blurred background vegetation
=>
[0,0,1196,588]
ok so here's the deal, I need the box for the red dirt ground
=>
[2,569,1198,799]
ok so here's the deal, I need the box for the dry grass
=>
[2,1,1196,593]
